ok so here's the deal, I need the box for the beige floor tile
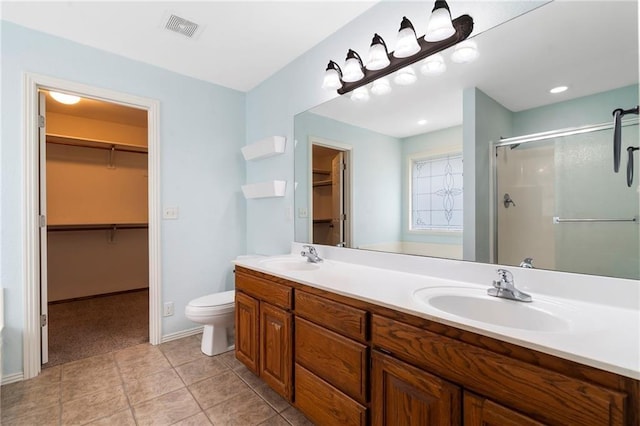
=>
[160,335,204,367]
[280,407,315,426]
[258,415,293,426]
[175,356,227,386]
[85,408,137,425]
[61,365,122,402]
[132,388,201,426]
[61,352,116,380]
[61,384,129,425]
[125,368,185,405]
[0,380,61,421]
[234,367,263,389]
[205,389,277,426]
[216,350,245,371]
[188,370,250,410]
[171,411,212,426]
[38,364,63,382]
[253,383,290,413]
[0,401,61,426]
[116,345,172,382]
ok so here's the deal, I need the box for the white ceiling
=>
[310,1,639,138]
[1,1,377,92]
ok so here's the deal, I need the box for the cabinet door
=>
[372,350,461,426]
[260,302,292,400]
[464,392,544,426]
[235,291,259,374]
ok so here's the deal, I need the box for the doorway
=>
[311,142,351,247]
[42,90,149,367]
[23,73,161,379]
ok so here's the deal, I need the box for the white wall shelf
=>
[241,136,286,161]
[242,180,286,199]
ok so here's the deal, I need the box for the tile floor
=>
[1,335,314,425]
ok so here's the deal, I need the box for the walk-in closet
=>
[43,90,149,367]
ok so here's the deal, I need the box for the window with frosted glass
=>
[411,154,463,231]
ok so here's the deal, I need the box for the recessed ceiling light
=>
[550,86,568,94]
[417,119,428,125]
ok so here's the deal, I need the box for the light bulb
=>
[342,50,365,82]
[394,66,417,86]
[420,54,446,75]
[394,17,420,58]
[424,1,455,42]
[321,68,342,90]
[350,86,370,102]
[371,78,392,96]
[367,34,391,71]
[451,39,479,63]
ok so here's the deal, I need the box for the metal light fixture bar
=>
[337,15,474,95]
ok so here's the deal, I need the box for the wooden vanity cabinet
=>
[294,290,369,426]
[463,392,544,426]
[235,269,293,400]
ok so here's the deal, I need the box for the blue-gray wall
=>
[1,21,246,377]
[294,112,402,248]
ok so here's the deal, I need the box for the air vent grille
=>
[165,14,199,38]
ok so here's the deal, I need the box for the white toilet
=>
[185,290,235,356]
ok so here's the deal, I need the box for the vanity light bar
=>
[336,14,473,95]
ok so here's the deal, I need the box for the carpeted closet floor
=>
[45,289,149,368]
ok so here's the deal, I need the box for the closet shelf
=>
[241,136,286,161]
[48,223,148,232]
[313,180,333,187]
[47,134,148,153]
[241,180,286,199]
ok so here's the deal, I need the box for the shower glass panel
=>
[496,124,639,280]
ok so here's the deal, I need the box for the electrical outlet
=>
[163,207,179,220]
[163,302,174,317]
[298,207,308,218]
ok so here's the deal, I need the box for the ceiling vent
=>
[165,14,199,38]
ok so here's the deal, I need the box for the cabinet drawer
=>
[236,272,292,309]
[295,363,367,426]
[372,314,627,426]
[295,317,368,404]
[295,290,368,342]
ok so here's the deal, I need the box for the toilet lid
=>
[189,290,235,307]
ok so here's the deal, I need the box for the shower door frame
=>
[491,117,639,265]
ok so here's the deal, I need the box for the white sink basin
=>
[259,257,321,272]
[413,287,578,332]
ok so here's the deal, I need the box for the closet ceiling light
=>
[418,119,428,125]
[50,91,81,105]
[321,1,473,96]
[424,1,456,42]
[550,85,568,94]
[394,17,421,58]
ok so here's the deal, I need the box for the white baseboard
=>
[161,326,203,343]
[1,372,24,385]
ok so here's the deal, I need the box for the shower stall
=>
[494,119,639,280]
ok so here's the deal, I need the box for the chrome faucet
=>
[488,269,532,302]
[519,257,534,268]
[301,245,323,263]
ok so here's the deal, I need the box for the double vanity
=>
[233,244,640,425]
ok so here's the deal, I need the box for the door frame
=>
[22,72,162,379]
[308,136,352,247]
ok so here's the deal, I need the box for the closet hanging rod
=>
[495,117,639,148]
[48,224,148,232]
[553,216,638,224]
[46,134,147,154]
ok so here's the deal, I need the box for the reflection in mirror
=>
[294,1,639,279]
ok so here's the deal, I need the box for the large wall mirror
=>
[294,1,639,280]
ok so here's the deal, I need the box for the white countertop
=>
[234,246,640,380]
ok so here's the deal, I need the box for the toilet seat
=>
[189,290,234,308]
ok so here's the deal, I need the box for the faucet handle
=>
[495,268,514,285]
